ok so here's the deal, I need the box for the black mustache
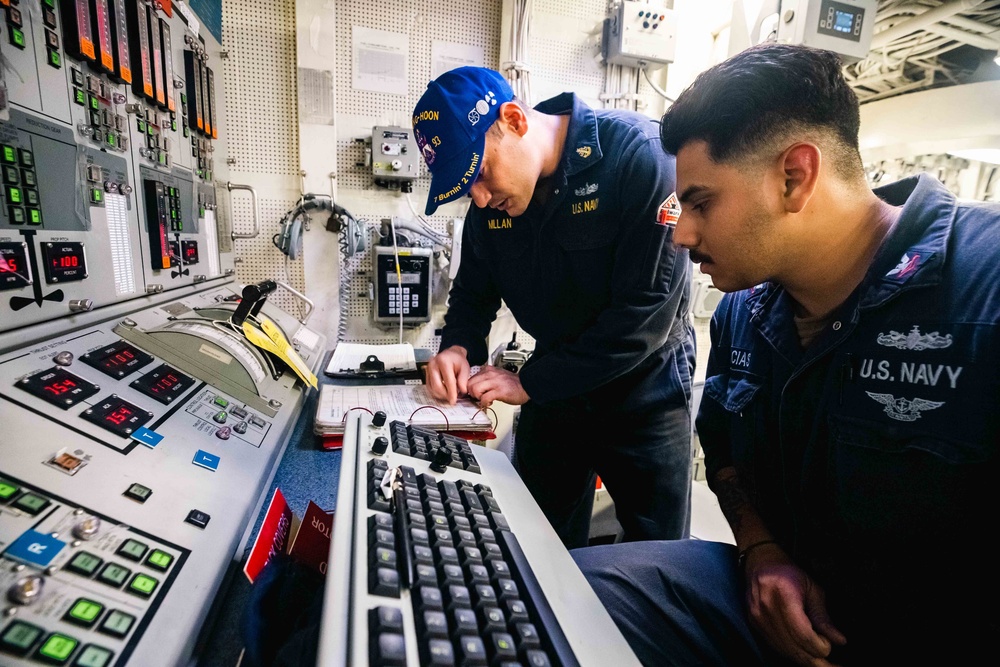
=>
[688,249,712,264]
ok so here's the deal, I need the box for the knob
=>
[372,411,387,427]
[7,574,44,606]
[53,351,74,366]
[121,184,134,195]
[72,515,101,540]
[390,159,403,171]
[372,436,388,455]
[68,300,94,313]
[429,446,452,473]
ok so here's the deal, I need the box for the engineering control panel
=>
[1,283,326,666]
[1,0,234,336]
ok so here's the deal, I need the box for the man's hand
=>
[424,346,471,405]
[744,544,847,667]
[467,365,529,408]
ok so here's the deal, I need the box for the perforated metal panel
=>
[222,0,305,316]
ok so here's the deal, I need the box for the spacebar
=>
[496,530,581,667]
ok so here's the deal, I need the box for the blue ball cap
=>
[412,67,515,215]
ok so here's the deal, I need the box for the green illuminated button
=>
[1,145,16,164]
[44,0,57,8]
[28,208,42,225]
[65,551,103,577]
[145,549,173,571]
[171,120,177,132]
[6,185,22,204]
[74,644,115,667]
[48,49,61,69]
[1,620,43,656]
[116,538,148,561]
[97,610,134,639]
[213,395,229,408]
[19,149,33,168]
[136,119,146,133]
[9,26,26,49]
[96,562,131,588]
[123,482,151,503]
[90,188,103,204]
[183,125,190,138]
[180,93,187,104]
[146,124,154,136]
[13,492,49,515]
[65,598,104,627]
[106,134,117,148]
[128,573,158,598]
[89,95,99,110]
[0,479,18,501]
[37,633,78,663]
[74,89,86,106]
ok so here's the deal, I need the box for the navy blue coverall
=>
[440,93,695,549]
[573,174,1000,665]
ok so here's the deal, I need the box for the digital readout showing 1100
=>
[130,363,196,405]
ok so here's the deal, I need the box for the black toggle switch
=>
[429,446,452,473]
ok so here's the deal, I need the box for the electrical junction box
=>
[776,0,878,63]
[372,126,420,183]
[605,1,677,69]
[372,245,432,324]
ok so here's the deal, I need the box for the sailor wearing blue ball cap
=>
[413,66,695,549]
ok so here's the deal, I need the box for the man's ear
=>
[498,101,528,137]
[779,143,821,214]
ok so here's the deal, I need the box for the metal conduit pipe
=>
[870,0,987,50]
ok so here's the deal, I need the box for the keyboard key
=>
[415,564,439,587]
[416,586,443,611]
[441,563,465,586]
[505,600,529,625]
[524,649,552,667]
[370,567,400,598]
[456,635,488,666]
[467,564,490,585]
[437,546,460,565]
[473,584,498,610]
[419,610,449,639]
[426,638,455,666]
[497,578,520,601]
[372,606,403,633]
[451,608,478,637]
[373,632,406,666]
[489,632,518,663]
[480,606,506,634]
[514,622,541,649]
[487,560,511,581]
[446,584,472,611]
[374,547,397,568]
[489,513,510,532]
[414,545,434,565]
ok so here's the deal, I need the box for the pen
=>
[391,468,415,588]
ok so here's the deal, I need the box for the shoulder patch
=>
[656,192,681,226]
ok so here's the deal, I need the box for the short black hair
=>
[660,43,863,179]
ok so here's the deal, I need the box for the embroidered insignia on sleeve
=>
[656,192,681,226]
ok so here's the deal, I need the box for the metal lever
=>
[228,181,261,240]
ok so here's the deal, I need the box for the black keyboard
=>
[318,412,639,667]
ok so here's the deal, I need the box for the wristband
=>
[737,539,779,570]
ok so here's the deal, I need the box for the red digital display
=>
[42,242,88,284]
[81,340,153,379]
[105,404,133,425]
[17,367,101,409]
[130,363,195,405]
[81,395,152,438]
[0,242,31,291]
